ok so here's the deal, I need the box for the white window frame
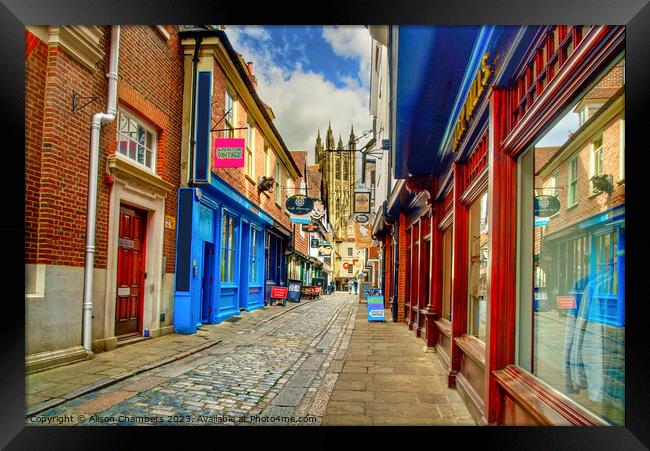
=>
[590,134,604,194]
[116,107,158,172]
[275,161,281,206]
[224,88,236,138]
[568,156,578,207]
[246,118,255,179]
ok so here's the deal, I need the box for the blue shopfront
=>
[173,176,273,334]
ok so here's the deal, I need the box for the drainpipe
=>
[82,25,121,353]
[188,33,203,186]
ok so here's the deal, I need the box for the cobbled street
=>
[29,293,357,426]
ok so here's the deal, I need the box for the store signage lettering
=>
[355,214,369,223]
[311,238,320,248]
[534,195,561,217]
[556,295,577,309]
[271,286,288,299]
[302,223,319,232]
[452,52,492,151]
[213,138,245,168]
[286,194,314,215]
[367,295,385,321]
[354,191,371,214]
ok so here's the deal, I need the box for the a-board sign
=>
[367,295,385,322]
[359,281,373,303]
[271,286,288,301]
[286,195,314,215]
[287,279,302,302]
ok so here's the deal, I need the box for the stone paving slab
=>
[322,304,476,426]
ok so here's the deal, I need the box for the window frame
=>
[590,134,604,195]
[246,118,255,180]
[116,107,158,172]
[224,87,236,138]
[275,161,282,206]
[567,156,579,208]
[467,190,489,343]
[220,211,238,284]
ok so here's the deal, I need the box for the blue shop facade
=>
[173,175,274,334]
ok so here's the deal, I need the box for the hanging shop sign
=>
[355,214,369,223]
[367,295,385,321]
[290,213,311,224]
[354,191,371,214]
[354,222,373,249]
[534,195,561,218]
[452,52,493,151]
[213,137,245,168]
[311,237,320,248]
[302,222,319,232]
[310,200,326,219]
[286,194,314,215]
[342,262,351,270]
[318,246,332,256]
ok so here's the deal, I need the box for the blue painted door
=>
[201,242,214,323]
[239,221,250,311]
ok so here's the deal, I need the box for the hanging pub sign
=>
[354,191,371,214]
[286,194,314,215]
[355,214,369,223]
[213,138,245,168]
[310,200,325,219]
[318,245,332,256]
[302,222,319,232]
[534,195,561,218]
[311,237,320,248]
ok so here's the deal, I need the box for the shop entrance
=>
[115,205,147,337]
[201,242,215,323]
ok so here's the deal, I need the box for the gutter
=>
[82,25,121,352]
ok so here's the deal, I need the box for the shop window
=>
[224,89,235,138]
[246,119,254,179]
[275,161,281,205]
[441,226,454,321]
[250,227,258,284]
[221,212,237,283]
[519,57,626,425]
[467,191,488,341]
[116,108,157,171]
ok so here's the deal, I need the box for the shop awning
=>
[393,26,531,178]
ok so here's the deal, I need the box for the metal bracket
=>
[72,90,101,113]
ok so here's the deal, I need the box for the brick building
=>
[25,25,184,372]
[172,27,302,333]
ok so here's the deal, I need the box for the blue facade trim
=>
[194,71,212,183]
[173,183,269,334]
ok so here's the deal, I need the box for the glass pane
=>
[468,191,488,341]
[532,58,625,425]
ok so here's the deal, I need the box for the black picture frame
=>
[3,0,649,448]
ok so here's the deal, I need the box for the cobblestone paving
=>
[28,293,356,426]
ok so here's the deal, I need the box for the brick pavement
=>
[26,293,356,426]
[322,304,476,425]
[25,298,312,417]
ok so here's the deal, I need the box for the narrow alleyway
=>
[27,293,472,426]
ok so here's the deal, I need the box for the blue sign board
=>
[367,295,385,322]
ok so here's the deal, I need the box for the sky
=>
[225,25,373,165]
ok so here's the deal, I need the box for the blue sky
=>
[226,25,373,164]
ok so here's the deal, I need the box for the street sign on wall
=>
[213,138,245,168]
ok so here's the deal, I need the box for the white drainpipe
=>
[82,25,121,352]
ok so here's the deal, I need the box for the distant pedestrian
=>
[348,279,353,294]
[353,280,358,295]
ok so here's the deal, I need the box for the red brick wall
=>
[210,59,294,232]
[25,26,184,272]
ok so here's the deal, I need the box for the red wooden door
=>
[115,206,147,337]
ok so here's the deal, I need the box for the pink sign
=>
[213,138,245,168]
[556,295,577,309]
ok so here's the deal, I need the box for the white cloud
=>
[226,26,373,166]
[322,26,371,88]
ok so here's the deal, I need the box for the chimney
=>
[247,61,257,90]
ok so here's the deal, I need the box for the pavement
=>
[25,292,474,426]
[322,305,475,425]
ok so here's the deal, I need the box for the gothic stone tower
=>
[315,123,356,239]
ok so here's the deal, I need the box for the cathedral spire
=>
[338,134,343,150]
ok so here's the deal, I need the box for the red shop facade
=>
[374,25,625,425]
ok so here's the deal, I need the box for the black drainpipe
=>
[188,33,203,186]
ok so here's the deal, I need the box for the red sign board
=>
[556,295,577,309]
[271,286,288,299]
[213,138,245,168]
